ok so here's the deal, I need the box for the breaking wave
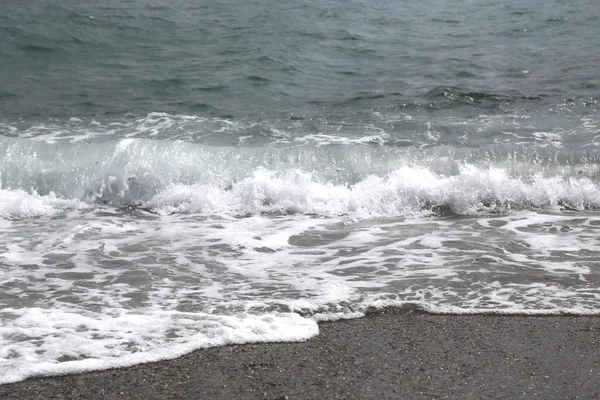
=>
[2,136,600,219]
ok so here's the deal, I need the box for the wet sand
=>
[1,308,599,399]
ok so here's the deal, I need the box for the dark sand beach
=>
[1,308,599,400]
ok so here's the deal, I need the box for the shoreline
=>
[1,308,599,399]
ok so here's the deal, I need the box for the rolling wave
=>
[2,135,600,218]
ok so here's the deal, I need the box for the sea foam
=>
[1,163,600,220]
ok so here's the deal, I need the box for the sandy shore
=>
[1,308,599,399]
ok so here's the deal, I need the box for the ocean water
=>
[1,0,600,384]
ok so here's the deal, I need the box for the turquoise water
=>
[1,0,600,384]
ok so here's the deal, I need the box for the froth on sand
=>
[1,308,599,399]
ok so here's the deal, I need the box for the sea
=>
[1,0,600,384]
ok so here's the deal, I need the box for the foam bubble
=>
[0,308,318,385]
[1,209,600,384]
[3,160,600,220]
[0,189,86,219]
[143,165,600,218]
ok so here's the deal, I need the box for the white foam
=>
[1,210,600,384]
[291,132,390,146]
[143,165,600,218]
[0,113,241,143]
[0,308,318,385]
[362,300,600,316]
[0,189,86,219]
[3,159,599,221]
